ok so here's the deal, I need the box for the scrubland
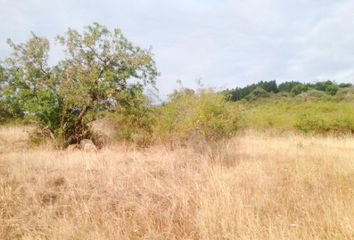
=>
[2,24,354,240]
[1,126,354,239]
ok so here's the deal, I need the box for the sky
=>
[1,0,354,99]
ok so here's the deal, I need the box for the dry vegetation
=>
[1,126,354,239]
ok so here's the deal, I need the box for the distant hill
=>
[223,80,354,102]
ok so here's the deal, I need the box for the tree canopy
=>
[0,23,158,147]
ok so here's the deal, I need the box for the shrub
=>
[295,90,331,102]
[310,80,339,95]
[334,87,354,101]
[155,88,238,146]
[295,101,354,134]
[246,86,270,100]
[108,85,155,147]
[295,114,331,133]
[291,84,309,95]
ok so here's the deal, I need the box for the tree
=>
[278,81,302,92]
[1,23,158,147]
[291,84,308,95]
[224,84,257,101]
[338,83,352,88]
[258,80,278,93]
[0,54,24,122]
[224,80,277,101]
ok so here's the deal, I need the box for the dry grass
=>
[0,125,34,153]
[0,127,354,239]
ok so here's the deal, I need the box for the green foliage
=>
[1,24,353,146]
[225,80,277,101]
[0,65,23,123]
[258,80,278,93]
[309,80,339,96]
[155,88,237,144]
[291,84,309,95]
[0,23,157,147]
[237,99,354,134]
[225,80,352,101]
[109,85,155,147]
[246,86,270,100]
[278,81,302,92]
[294,101,354,134]
[338,83,353,88]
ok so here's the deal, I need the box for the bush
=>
[334,87,354,101]
[291,84,308,95]
[295,114,354,135]
[295,90,331,102]
[154,88,238,146]
[310,80,339,95]
[246,86,270,100]
[294,101,354,134]
[108,86,155,147]
[295,114,331,133]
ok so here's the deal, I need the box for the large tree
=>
[1,23,158,146]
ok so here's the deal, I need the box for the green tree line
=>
[224,80,353,101]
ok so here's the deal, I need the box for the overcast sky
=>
[1,0,354,98]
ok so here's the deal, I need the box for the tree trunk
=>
[75,104,89,128]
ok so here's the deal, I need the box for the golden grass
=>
[0,125,34,152]
[0,127,354,239]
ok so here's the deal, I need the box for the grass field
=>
[236,100,354,134]
[1,126,353,239]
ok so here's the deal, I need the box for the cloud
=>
[0,0,354,98]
